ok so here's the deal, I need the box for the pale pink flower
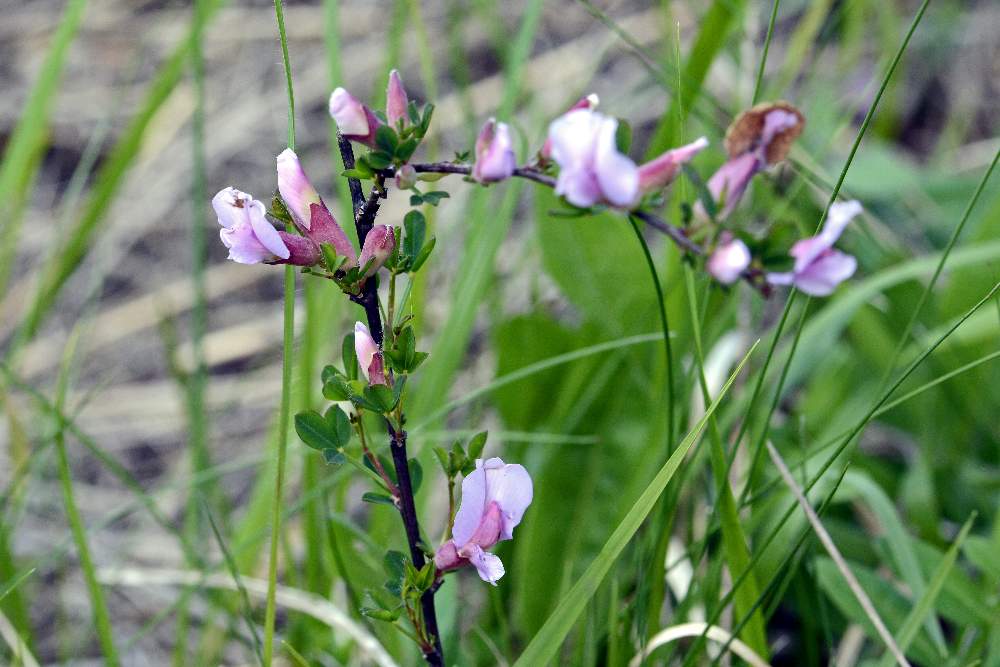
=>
[706,234,751,284]
[472,119,517,184]
[539,93,599,160]
[434,457,533,585]
[354,322,388,386]
[767,200,861,296]
[547,108,638,209]
[213,187,290,264]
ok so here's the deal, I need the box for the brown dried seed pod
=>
[723,101,805,165]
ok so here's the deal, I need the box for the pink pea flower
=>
[706,233,751,284]
[472,119,517,184]
[637,136,709,193]
[767,200,861,296]
[547,108,638,209]
[276,149,358,268]
[434,457,533,585]
[700,102,804,219]
[213,187,319,266]
[386,69,409,129]
[329,87,382,147]
[539,93,599,161]
[354,321,388,386]
[359,225,395,278]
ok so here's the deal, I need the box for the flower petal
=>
[593,116,639,208]
[248,205,290,259]
[479,458,533,541]
[465,544,505,585]
[452,464,488,548]
[793,250,857,296]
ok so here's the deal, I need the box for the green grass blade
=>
[876,514,976,667]
[513,341,758,666]
[751,0,781,104]
[408,0,544,425]
[645,0,745,157]
[0,0,87,296]
[264,0,298,662]
[14,0,225,348]
[53,337,120,666]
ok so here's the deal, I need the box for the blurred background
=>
[1,0,999,664]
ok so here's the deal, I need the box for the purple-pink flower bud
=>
[707,234,751,284]
[637,136,709,193]
[472,119,517,184]
[276,148,322,231]
[358,225,395,278]
[329,87,381,147]
[386,69,409,129]
[434,457,533,585]
[213,187,290,264]
[354,322,388,386]
[548,108,639,209]
[767,200,861,296]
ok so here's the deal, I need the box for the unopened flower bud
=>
[395,164,418,190]
[637,137,709,193]
[706,234,751,284]
[329,87,381,147]
[276,149,322,231]
[354,322,388,386]
[472,119,517,184]
[358,225,395,278]
[386,69,409,129]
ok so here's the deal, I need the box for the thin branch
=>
[336,139,445,667]
[382,161,767,292]
[765,441,911,667]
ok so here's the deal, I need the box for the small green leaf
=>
[467,431,488,460]
[269,194,293,223]
[322,375,351,401]
[433,447,450,473]
[410,237,436,272]
[364,384,396,413]
[359,607,400,622]
[362,492,396,506]
[294,411,338,451]
[409,193,424,206]
[323,405,353,446]
[384,550,407,579]
[407,100,421,126]
[403,210,426,260]
[395,137,419,162]
[342,333,358,381]
[375,125,399,154]
[421,190,450,206]
[320,364,340,384]
[365,151,393,170]
[320,243,346,272]
[419,103,435,136]
[341,168,373,180]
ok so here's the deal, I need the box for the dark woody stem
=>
[382,161,766,291]
[338,137,445,667]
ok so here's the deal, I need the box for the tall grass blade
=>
[513,341,757,666]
